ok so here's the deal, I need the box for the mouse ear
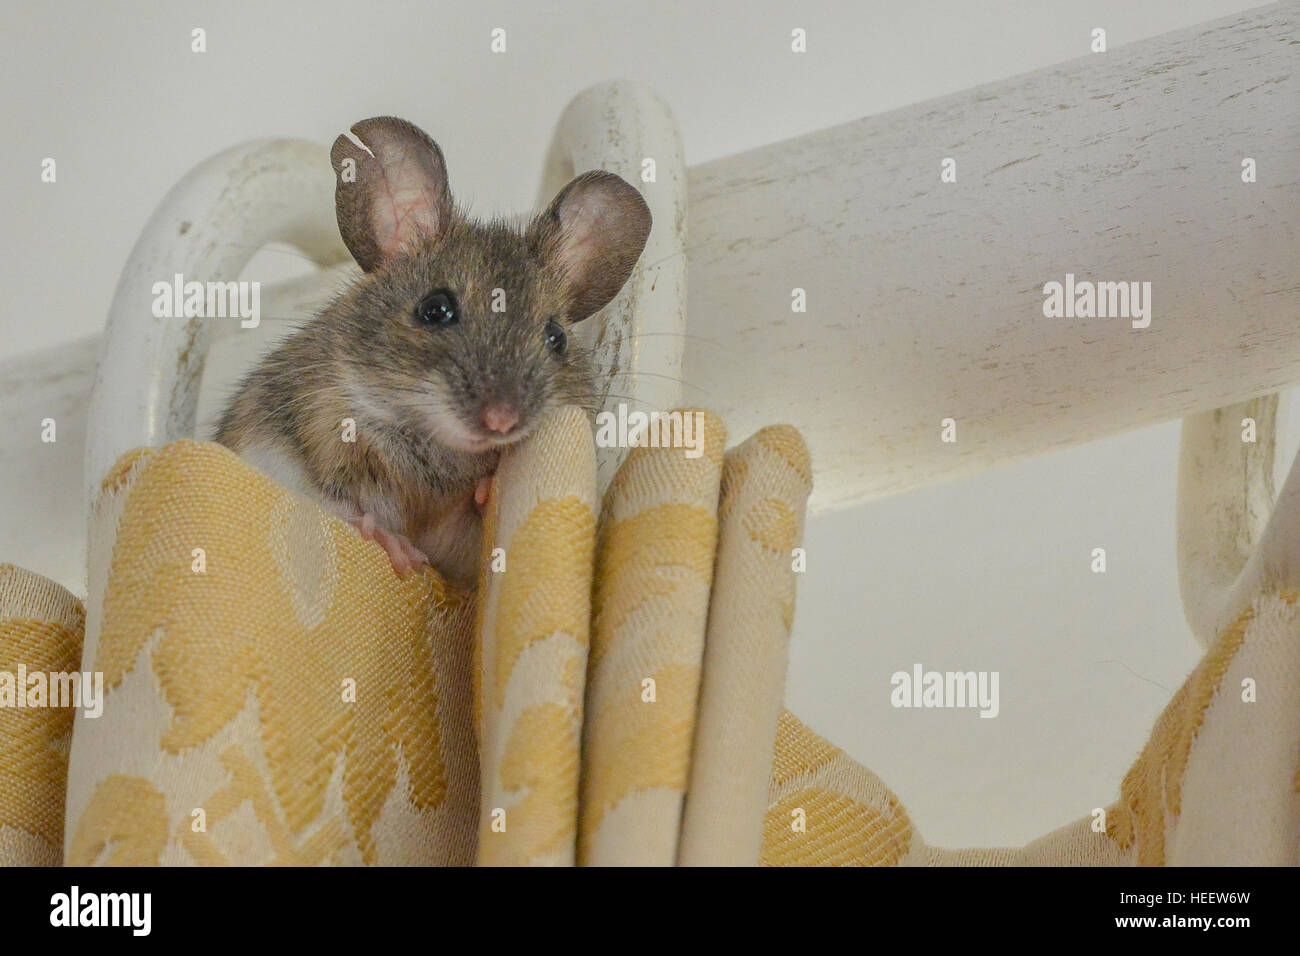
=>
[330,117,453,272]
[531,171,651,322]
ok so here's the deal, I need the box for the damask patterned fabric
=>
[70,439,480,865]
[0,404,1295,865]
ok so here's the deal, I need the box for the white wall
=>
[0,0,1277,849]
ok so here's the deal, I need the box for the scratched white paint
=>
[82,138,350,512]
[536,82,689,491]
[1177,395,1278,648]
[685,4,1300,514]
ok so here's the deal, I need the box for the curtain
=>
[0,405,1295,865]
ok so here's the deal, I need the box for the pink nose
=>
[482,403,520,435]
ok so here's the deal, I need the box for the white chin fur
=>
[424,404,521,453]
[351,374,530,453]
[437,422,533,453]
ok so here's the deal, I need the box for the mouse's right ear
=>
[330,117,453,272]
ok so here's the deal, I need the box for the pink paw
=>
[474,475,493,513]
[350,512,429,576]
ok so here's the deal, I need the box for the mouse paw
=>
[473,475,493,514]
[350,513,429,576]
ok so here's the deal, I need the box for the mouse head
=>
[329,116,651,453]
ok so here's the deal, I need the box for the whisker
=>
[212,241,343,267]
[618,331,726,349]
[596,369,709,395]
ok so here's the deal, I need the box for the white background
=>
[0,0,1284,849]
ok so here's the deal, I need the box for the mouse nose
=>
[481,402,520,435]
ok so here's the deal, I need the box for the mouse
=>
[214,116,652,587]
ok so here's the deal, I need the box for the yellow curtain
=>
[0,405,1295,865]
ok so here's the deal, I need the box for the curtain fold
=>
[678,425,812,866]
[578,411,726,865]
[474,406,598,865]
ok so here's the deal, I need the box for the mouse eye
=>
[415,289,458,327]
[544,320,567,356]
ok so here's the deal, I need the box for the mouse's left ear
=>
[330,117,454,272]
[531,171,651,322]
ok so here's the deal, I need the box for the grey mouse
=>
[215,116,651,586]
